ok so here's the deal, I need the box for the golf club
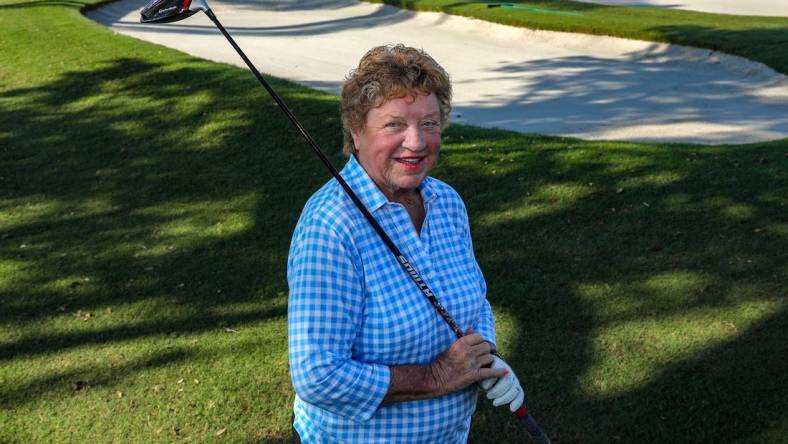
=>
[140,1,550,442]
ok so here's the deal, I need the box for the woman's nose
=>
[402,125,426,152]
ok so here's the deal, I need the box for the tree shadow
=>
[87,0,417,38]
[0,55,330,404]
[647,24,788,76]
[588,305,787,442]
[1,54,322,438]
[2,44,786,444]
[435,126,787,442]
[215,0,359,12]
[450,49,788,144]
[0,304,287,362]
[0,348,194,410]
[0,0,85,9]
[86,1,788,144]
[1,57,303,324]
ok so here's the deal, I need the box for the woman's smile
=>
[395,156,425,168]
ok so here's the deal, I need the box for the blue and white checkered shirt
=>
[288,155,496,443]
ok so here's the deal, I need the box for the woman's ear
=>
[350,129,362,152]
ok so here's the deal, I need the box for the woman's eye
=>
[385,122,401,129]
[423,120,439,129]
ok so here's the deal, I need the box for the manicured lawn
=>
[1,0,786,442]
[371,0,788,75]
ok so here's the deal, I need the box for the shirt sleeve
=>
[287,221,391,422]
[475,294,497,348]
[463,209,497,347]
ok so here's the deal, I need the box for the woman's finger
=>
[478,354,495,368]
[479,376,497,391]
[492,384,519,407]
[478,367,507,382]
[460,332,484,345]
[486,374,514,399]
[509,387,525,412]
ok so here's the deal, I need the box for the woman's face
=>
[352,92,442,201]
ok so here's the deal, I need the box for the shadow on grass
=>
[439,126,787,442]
[1,55,786,442]
[0,305,286,362]
[0,56,318,399]
[0,0,85,8]
[1,56,329,317]
[0,348,193,410]
[0,55,309,439]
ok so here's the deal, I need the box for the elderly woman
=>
[287,44,524,443]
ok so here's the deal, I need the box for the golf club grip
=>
[515,407,552,444]
[202,9,547,440]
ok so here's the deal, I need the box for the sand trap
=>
[88,0,788,144]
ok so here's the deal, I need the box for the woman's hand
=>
[384,333,506,403]
[429,333,508,397]
[480,356,525,412]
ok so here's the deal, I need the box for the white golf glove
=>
[480,355,525,412]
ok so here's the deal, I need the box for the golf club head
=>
[140,0,209,23]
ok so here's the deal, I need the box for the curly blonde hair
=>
[341,44,452,154]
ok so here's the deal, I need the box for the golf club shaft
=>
[518,408,552,444]
[203,9,548,442]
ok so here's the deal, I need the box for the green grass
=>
[1,0,787,442]
[370,0,788,75]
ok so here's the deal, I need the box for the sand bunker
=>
[88,0,788,144]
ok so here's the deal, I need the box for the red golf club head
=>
[140,0,208,23]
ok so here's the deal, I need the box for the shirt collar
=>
[340,155,439,213]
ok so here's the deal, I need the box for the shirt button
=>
[427,271,435,280]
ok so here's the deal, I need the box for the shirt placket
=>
[382,202,459,347]
[386,204,433,279]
